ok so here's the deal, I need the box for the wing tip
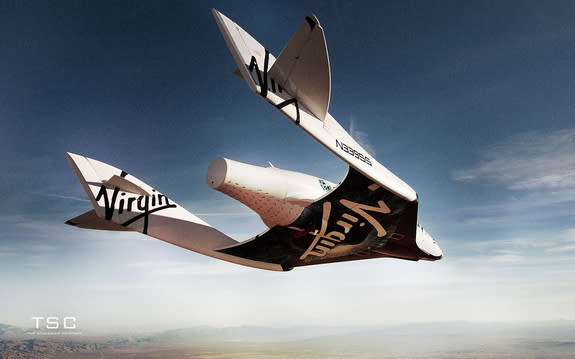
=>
[65,151,80,164]
[305,14,320,28]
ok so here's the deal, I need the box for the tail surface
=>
[65,153,284,271]
[212,9,417,202]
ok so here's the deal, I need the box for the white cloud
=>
[486,253,524,264]
[36,193,90,202]
[450,190,575,228]
[546,243,575,253]
[127,259,255,276]
[465,228,575,255]
[544,228,575,253]
[349,117,376,156]
[450,129,575,227]
[453,128,575,191]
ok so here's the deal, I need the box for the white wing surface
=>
[212,9,417,202]
[268,14,331,122]
[66,152,284,271]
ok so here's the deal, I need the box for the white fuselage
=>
[206,157,336,227]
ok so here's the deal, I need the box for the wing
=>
[212,9,417,202]
[65,152,285,271]
[215,166,440,271]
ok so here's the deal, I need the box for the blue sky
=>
[1,0,575,331]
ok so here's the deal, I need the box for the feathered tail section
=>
[212,9,417,202]
[65,153,284,271]
[212,9,330,122]
[268,14,330,122]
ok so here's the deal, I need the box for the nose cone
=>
[415,225,443,260]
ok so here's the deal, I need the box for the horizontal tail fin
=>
[66,210,134,231]
[104,174,150,196]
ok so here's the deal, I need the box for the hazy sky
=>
[1,0,575,331]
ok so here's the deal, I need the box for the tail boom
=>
[65,153,284,271]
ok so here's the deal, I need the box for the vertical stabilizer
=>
[212,9,277,94]
[268,14,331,122]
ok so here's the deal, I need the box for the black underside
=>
[217,167,424,270]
